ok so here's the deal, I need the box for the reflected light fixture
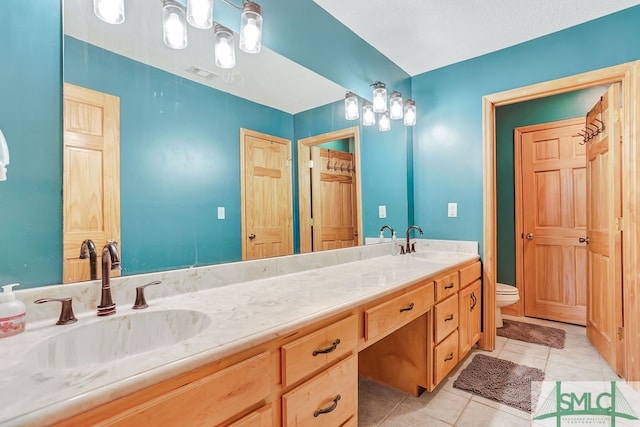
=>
[378,112,391,132]
[362,102,375,126]
[239,2,263,54]
[0,129,9,182]
[93,0,125,24]
[345,92,359,121]
[187,0,214,29]
[389,91,403,120]
[371,81,387,113]
[404,99,417,126]
[163,0,188,49]
[214,24,236,69]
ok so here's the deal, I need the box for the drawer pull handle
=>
[444,314,454,321]
[314,394,341,417]
[399,302,415,313]
[444,352,454,362]
[312,339,341,356]
[444,283,454,289]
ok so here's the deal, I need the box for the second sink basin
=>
[25,309,211,369]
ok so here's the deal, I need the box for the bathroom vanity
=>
[0,242,481,426]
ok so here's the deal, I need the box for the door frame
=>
[481,61,640,382]
[239,128,293,260]
[511,117,586,318]
[297,126,363,253]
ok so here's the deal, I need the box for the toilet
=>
[496,283,520,328]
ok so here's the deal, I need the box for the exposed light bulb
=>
[163,1,188,49]
[187,0,213,29]
[345,92,359,121]
[372,82,387,113]
[379,112,391,131]
[214,24,236,69]
[390,91,403,120]
[404,100,417,126]
[240,2,263,54]
[93,0,124,24]
[362,103,375,126]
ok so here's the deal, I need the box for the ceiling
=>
[313,0,640,76]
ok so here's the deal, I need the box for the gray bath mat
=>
[453,354,545,413]
[497,319,566,349]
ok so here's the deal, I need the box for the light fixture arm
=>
[221,0,249,10]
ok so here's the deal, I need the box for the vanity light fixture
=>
[93,0,125,24]
[378,112,391,132]
[404,99,417,126]
[371,81,387,113]
[214,24,236,69]
[187,0,214,29]
[0,129,9,182]
[344,91,359,121]
[163,0,188,49]
[239,2,263,54]
[362,102,376,126]
[389,91,403,120]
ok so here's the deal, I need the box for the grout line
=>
[374,399,404,427]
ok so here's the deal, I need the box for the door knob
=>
[248,233,256,240]
[579,237,590,244]
[526,233,534,240]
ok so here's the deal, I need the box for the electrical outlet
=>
[448,203,457,218]
[378,205,387,219]
[217,207,225,220]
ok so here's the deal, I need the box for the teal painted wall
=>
[495,87,607,286]
[65,37,294,276]
[0,0,62,288]
[411,6,640,254]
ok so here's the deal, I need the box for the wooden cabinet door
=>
[458,280,482,360]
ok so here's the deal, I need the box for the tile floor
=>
[358,315,620,426]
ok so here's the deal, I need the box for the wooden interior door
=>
[311,148,357,251]
[519,117,587,325]
[585,84,624,375]
[63,83,121,283]
[240,129,293,260]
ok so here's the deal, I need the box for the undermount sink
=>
[25,309,211,369]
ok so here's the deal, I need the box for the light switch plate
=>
[217,207,225,220]
[447,203,457,218]
[378,205,387,219]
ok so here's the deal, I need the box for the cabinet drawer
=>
[459,261,481,289]
[98,352,272,426]
[434,329,459,386]
[229,404,272,427]
[435,271,459,301]
[434,294,459,343]
[282,354,358,427]
[282,315,357,387]
[365,283,434,342]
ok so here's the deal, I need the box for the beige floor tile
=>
[547,352,601,374]
[359,376,408,404]
[501,340,550,359]
[358,387,401,427]
[455,401,532,427]
[379,402,455,427]
[544,360,604,381]
[496,349,547,370]
[399,389,470,425]
[469,394,533,421]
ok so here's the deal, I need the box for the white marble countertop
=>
[0,248,478,426]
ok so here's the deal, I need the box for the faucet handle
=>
[34,297,78,325]
[132,281,161,309]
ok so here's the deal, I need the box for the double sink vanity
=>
[1,240,481,426]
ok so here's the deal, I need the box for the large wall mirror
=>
[0,0,411,289]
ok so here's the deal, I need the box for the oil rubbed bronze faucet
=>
[98,240,121,316]
[79,239,98,280]
[404,225,423,254]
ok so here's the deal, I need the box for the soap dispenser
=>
[0,284,26,338]
[391,231,398,256]
[379,230,385,243]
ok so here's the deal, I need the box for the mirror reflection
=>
[62,0,359,283]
